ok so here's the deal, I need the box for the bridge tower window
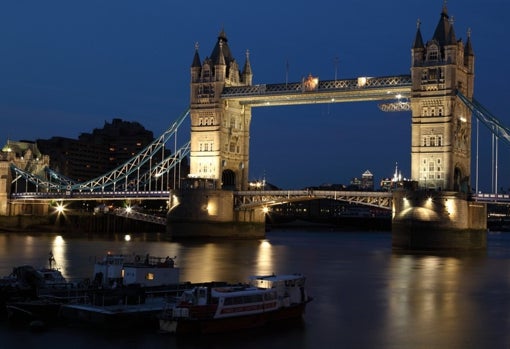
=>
[427,45,439,61]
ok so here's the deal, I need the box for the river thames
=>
[1,228,510,348]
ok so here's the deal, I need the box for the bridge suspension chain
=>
[457,91,510,145]
[11,108,191,193]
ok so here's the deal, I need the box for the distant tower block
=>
[189,31,253,191]
[410,6,474,192]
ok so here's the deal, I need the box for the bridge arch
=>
[221,169,236,190]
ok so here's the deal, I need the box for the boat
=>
[158,273,313,335]
[3,252,181,329]
[57,253,183,329]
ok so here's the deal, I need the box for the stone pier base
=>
[392,190,487,251]
[167,189,266,239]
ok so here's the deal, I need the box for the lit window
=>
[146,273,154,280]
[428,45,439,61]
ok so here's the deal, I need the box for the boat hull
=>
[159,302,308,335]
[59,300,165,330]
[5,301,63,328]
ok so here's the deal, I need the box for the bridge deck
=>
[221,75,412,107]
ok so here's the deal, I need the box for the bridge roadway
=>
[10,190,510,213]
[9,190,510,228]
[11,190,394,210]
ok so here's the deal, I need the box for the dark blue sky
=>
[1,1,509,190]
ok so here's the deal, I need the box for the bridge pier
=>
[0,161,10,215]
[166,189,266,239]
[392,190,487,251]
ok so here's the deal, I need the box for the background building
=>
[37,118,156,181]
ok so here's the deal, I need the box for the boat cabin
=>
[93,254,180,288]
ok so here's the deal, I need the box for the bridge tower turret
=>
[410,4,475,192]
[189,30,253,190]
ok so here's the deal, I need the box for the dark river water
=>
[1,229,510,349]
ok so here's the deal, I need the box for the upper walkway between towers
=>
[220,75,412,106]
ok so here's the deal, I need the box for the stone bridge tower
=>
[410,5,475,192]
[189,30,253,190]
[392,5,486,251]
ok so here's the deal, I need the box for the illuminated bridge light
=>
[378,101,411,112]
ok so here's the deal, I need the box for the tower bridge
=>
[2,4,507,250]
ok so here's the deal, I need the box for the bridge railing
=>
[10,190,170,200]
[472,193,510,203]
[234,190,393,210]
[222,75,412,97]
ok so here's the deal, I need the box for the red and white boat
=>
[158,273,312,334]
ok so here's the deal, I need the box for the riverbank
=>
[0,214,165,234]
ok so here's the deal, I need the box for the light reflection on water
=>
[0,230,510,348]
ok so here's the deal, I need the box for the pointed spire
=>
[217,40,226,66]
[242,49,252,75]
[465,28,474,56]
[191,42,201,68]
[210,28,233,67]
[433,2,455,46]
[413,19,425,49]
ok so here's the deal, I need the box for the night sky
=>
[1,1,508,191]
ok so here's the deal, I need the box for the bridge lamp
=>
[55,203,65,215]
[262,206,269,214]
[445,199,455,217]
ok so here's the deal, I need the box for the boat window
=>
[264,292,276,301]
[243,294,263,303]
